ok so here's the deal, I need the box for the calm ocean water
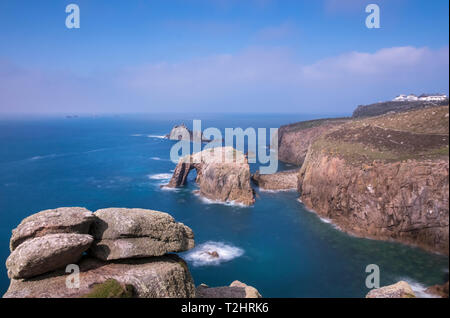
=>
[0,113,448,297]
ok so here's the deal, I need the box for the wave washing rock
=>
[297,107,449,255]
[6,233,93,279]
[9,207,95,251]
[3,255,195,298]
[166,124,210,142]
[277,118,349,165]
[196,281,262,298]
[366,281,416,298]
[166,147,255,206]
[251,169,298,191]
[89,208,195,261]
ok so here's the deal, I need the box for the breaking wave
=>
[184,241,244,267]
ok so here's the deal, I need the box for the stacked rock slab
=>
[6,207,95,279]
[4,207,196,298]
[196,281,262,298]
[89,208,195,260]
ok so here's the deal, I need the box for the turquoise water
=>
[0,114,448,297]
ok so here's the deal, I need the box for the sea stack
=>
[166,123,210,142]
[166,146,255,206]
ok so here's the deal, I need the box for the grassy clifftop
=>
[312,105,449,165]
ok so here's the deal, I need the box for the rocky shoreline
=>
[3,207,261,298]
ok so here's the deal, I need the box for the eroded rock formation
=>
[167,147,255,206]
[251,169,298,191]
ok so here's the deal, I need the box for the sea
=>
[0,113,447,297]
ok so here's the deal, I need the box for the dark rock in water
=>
[3,255,195,298]
[80,279,134,298]
[426,281,449,298]
[196,281,262,298]
[10,207,95,251]
[251,169,298,191]
[89,208,195,261]
[6,233,93,279]
[166,147,255,206]
[206,251,219,258]
[366,281,415,298]
[166,123,210,142]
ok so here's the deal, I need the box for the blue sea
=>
[0,113,448,297]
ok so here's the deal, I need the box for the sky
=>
[0,0,448,114]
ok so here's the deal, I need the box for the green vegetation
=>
[81,279,134,298]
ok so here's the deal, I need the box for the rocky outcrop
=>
[366,281,416,298]
[6,233,93,279]
[166,124,210,142]
[167,147,255,206]
[9,207,95,251]
[89,208,195,261]
[297,107,449,255]
[277,118,349,165]
[251,169,298,191]
[4,207,197,298]
[196,281,262,298]
[4,255,195,298]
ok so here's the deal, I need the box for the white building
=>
[393,93,448,102]
[393,94,418,101]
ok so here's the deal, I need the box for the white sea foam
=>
[150,157,162,160]
[29,154,59,161]
[131,134,143,137]
[184,241,244,267]
[147,135,166,139]
[193,191,251,208]
[397,278,440,298]
[148,173,172,180]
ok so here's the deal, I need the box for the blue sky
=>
[0,0,448,114]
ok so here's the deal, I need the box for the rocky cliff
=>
[277,118,349,165]
[166,147,255,206]
[352,99,449,118]
[298,106,449,254]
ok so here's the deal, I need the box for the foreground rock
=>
[4,255,195,298]
[196,281,262,298]
[298,106,449,254]
[90,208,195,261]
[366,281,416,298]
[277,118,349,165]
[6,233,93,279]
[10,207,95,251]
[167,147,255,206]
[251,169,298,191]
[166,124,210,142]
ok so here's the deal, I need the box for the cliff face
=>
[299,154,449,254]
[297,106,449,255]
[352,99,449,118]
[278,118,349,165]
[167,147,255,206]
